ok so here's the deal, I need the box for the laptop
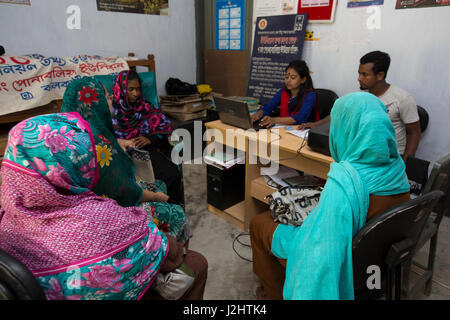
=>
[214,96,263,131]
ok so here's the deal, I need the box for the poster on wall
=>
[247,14,308,105]
[347,0,384,7]
[395,0,450,9]
[0,0,30,5]
[297,0,337,23]
[96,0,169,15]
[216,0,246,50]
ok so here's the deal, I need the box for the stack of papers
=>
[261,165,300,188]
[286,129,309,139]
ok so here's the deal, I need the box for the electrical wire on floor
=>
[232,232,253,263]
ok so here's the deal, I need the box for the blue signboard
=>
[216,0,245,50]
[247,14,308,105]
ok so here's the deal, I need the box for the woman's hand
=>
[297,122,314,130]
[251,110,264,123]
[153,191,169,203]
[141,190,170,203]
[133,136,151,149]
[117,138,135,152]
[259,116,275,128]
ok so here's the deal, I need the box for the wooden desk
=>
[204,120,333,231]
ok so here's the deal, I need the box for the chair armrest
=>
[385,238,415,268]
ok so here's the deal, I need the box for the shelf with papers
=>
[250,176,277,205]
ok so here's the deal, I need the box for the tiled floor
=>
[182,163,450,300]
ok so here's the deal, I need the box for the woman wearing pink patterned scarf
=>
[0,112,207,300]
[111,70,184,205]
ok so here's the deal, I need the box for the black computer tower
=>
[207,163,245,211]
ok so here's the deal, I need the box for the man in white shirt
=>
[298,50,421,161]
[358,51,421,161]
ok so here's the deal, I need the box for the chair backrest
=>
[352,190,443,298]
[0,249,46,300]
[417,105,429,133]
[314,88,338,119]
[422,153,450,218]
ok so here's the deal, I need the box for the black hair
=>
[360,51,391,79]
[127,70,141,84]
[0,46,4,56]
[285,60,314,114]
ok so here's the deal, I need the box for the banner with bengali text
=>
[0,54,129,116]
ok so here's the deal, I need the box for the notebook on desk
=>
[214,96,263,131]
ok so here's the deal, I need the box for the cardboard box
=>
[160,94,213,120]
[160,94,213,110]
[164,109,207,121]
[161,100,210,113]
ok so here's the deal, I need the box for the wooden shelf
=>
[250,176,277,204]
[208,200,247,230]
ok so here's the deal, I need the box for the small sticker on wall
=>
[305,29,319,41]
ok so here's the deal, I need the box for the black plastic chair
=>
[405,156,430,195]
[402,153,450,298]
[417,105,429,133]
[352,190,444,300]
[0,249,46,300]
[315,88,338,119]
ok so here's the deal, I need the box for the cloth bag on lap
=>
[153,262,195,300]
[129,148,155,184]
[267,186,322,226]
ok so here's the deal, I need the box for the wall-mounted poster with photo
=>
[347,0,384,8]
[0,0,30,5]
[396,0,450,9]
[96,0,169,15]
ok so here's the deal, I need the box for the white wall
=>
[0,0,196,98]
[253,1,450,164]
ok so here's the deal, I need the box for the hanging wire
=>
[232,232,253,263]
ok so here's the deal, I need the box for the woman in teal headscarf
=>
[60,77,191,245]
[250,92,411,300]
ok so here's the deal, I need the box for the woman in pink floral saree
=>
[0,112,169,300]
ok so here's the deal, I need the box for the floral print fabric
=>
[0,113,168,300]
[138,180,191,245]
[61,77,143,207]
[111,70,173,139]
[3,112,98,194]
[36,223,168,300]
